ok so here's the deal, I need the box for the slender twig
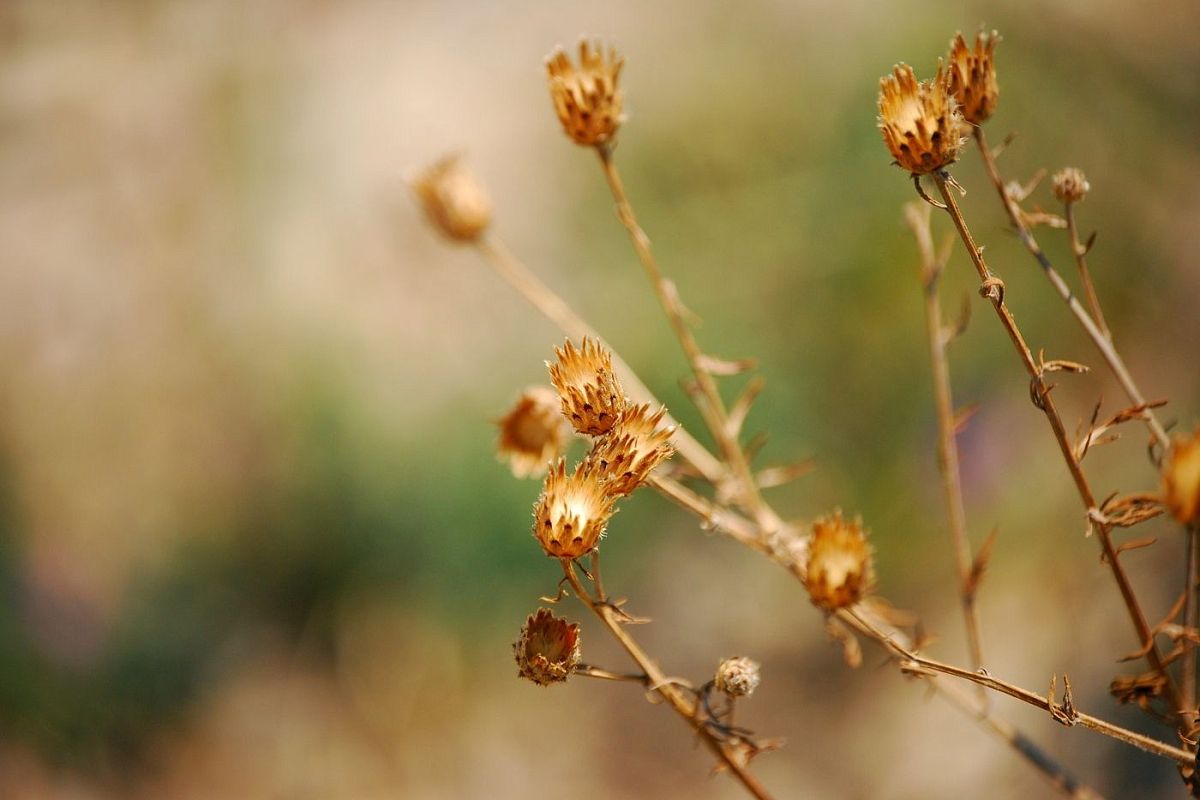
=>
[1063,201,1111,341]
[972,128,1169,453]
[851,610,1195,765]
[474,235,725,484]
[594,145,783,536]
[905,203,988,696]
[1184,523,1199,730]
[562,561,775,800]
[575,665,649,683]
[931,170,1185,725]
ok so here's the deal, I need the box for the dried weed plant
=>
[414,32,1200,798]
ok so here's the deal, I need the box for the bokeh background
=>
[1,1,1198,797]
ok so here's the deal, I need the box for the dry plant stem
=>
[594,146,781,535]
[907,205,988,696]
[972,128,1169,452]
[562,561,775,800]
[1063,202,1111,341]
[1184,523,1199,728]
[852,609,1195,765]
[474,236,724,484]
[650,472,1102,798]
[931,171,1186,723]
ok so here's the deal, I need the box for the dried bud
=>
[514,608,582,686]
[548,338,626,436]
[1052,167,1091,204]
[546,40,625,147]
[1162,427,1200,525]
[714,656,761,698]
[532,459,617,559]
[495,387,573,478]
[944,31,1000,125]
[411,156,492,242]
[878,63,968,175]
[804,510,874,611]
[584,403,675,497]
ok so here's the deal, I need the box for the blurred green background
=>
[0,1,1197,797]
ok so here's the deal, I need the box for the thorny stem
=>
[972,128,1170,453]
[851,610,1195,766]
[594,145,783,536]
[562,561,775,800]
[474,236,725,484]
[931,171,1186,727]
[1063,202,1111,341]
[906,203,988,700]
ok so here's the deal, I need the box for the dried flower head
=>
[514,608,582,686]
[533,459,617,559]
[548,338,626,436]
[804,510,874,611]
[584,403,675,497]
[714,656,761,698]
[410,155,492,242]
[546,40,625,147]
[495,387,573,478]
[944,31,1000,125]
[878,63,968,175]
[1052,167,1091,204]
[1162,427,1200,525]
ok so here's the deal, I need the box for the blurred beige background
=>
[0,1,1197,797]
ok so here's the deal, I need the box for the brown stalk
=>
[562,561,775,800]
[1063,201,1111,341]
[905,202,988,694]
[972,128,1169,453]
[1185,523,1199,730]
[473,235,725,485]
[594,145,783,536]
[930,170,1185,725]
[851,610,1195,765]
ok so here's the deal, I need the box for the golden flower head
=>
[878,63,968,175]
[1162,427,1200,525]
[495,386,573,478]
[804,510,874,611]
[1052,167,1091,204]
[944,31,1000,125]
[584,403,675,497]
[532,459,617,559]
[513,608,582,686]
[714,656,761,698]
[410,155,492,242]
[548,338,626,436]
[546,40,625,147]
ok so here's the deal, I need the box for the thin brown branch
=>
[972,128,1170,453]
[1063,202,1111,340]
[562,562,775,800]
[1185,523,1199,729]
[851,610,1195,766]
[931,170,1186,727]
[905,202,988,694]
[594,145,783,536]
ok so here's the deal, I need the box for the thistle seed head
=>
[514,608,582,686]
[714,656,761,698]
[546,40,625,147]
[548,338,626,437]
[532,459,616,559]
[410,155,492,242]
[878,63,968,175]
[1052,167,1091,204]
[495,386,573,478]
[804,510,874,611]
[945,31,1000,125]
[1163,427,1200,525]
[584,403,675,497]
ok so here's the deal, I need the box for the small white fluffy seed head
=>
[1052,167,1091,204]
[714,656,761,698]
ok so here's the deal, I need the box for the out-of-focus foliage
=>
[0,1,1197,797]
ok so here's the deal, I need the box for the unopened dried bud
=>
[411,156,492,242]
[496,387,573,478]
[714,656,761,698]
[514,608,582,686]
[548,338,626,436]
[804,510,874,611]
[584,403,675,497]
[1052,168,1091,204]
[878,63,968,175]
[1163,427,1200,525]
[944,31,1000,125]
[532,459,616,559]
[546,40,625,147]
